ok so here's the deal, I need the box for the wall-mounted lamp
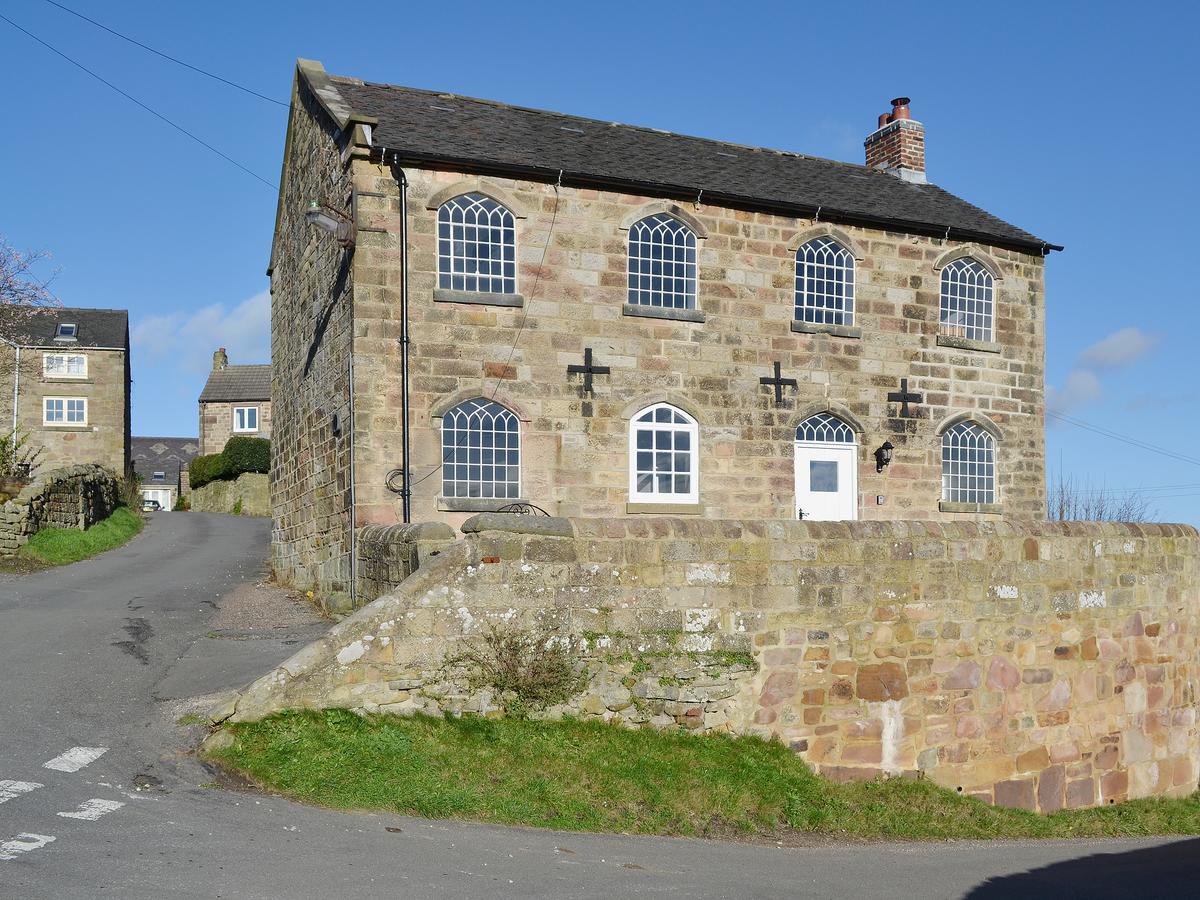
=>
[874,441,894,473]
[305,200,356,248]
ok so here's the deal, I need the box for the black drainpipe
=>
[387,155,413,523]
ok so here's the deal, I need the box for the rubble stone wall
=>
[224,515,1200,814]
[0,464,120,556]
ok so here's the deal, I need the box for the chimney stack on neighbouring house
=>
[213,347,228,371]
[864,97,926,183]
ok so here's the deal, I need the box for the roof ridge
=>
[335,76,878,177]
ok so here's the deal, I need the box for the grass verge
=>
[19,505,144,566]
[208,710,1200,840]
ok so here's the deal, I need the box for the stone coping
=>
[358,522,455,543]
[459,512,574,537]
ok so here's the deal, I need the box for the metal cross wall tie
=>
[759,361,798,405]
[887,377,924,418]
[567,347,610,394]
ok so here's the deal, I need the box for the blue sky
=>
[2,0,1198,522]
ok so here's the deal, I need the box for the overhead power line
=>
[40,0,287,107]
[0,12,277,190]
[1047,410,1200,467]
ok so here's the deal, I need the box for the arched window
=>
[628,215,697,310]
[940,258,994,342]
[629,403,699,503]
[941,421,995,504]
[441,398,520,499]
[437,193,516,294]
[795,237,855,326]
[795,412,856,444]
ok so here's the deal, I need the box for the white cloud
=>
[1047,369,1102,416]
[1078,327,1157,370]
[132,289,270,375]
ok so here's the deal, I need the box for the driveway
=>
[0,512,1195,898]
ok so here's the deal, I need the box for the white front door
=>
[794,443,858,521]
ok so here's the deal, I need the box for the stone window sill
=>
[434,289,524,308]
[438,496,528,513]
[937,334,1001,354]
[43,377,93,384]
[41,424,92,432]
[626,501,704,515]
[791,320,862,339]
[939,501,1003,515]
[622,303,705,323]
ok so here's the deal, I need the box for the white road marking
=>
[0,833,56,861]
[42,747,108,773]
[57,798,125,821]
[0,781,43,805]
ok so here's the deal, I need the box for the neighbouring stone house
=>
[0,306,131,477]
[198,349,271,455]
[132,436,199,510]
[268,59,1059,593]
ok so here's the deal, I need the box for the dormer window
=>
[152,471,166,482]
[54,323,78,342]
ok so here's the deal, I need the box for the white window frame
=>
[43,352,88,379]
[43,397,87,426]
[54,323,78,340]
[939,258,995,343]
[437,193,517,295]
[795,237,855,326]
[628,403,700,504]
[440,398,522,500]
[232,406,260,433]
[627,214,698,310]
[941,421,997,504]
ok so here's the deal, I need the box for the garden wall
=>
[0,464,120,556]
[222,515,1200,813]
[190,472,270,517]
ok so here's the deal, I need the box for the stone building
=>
[268,59,1059,593]
[132,436,199,510]
[0,306,131,477]
[198,349,271,455]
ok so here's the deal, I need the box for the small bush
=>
[223,435,270,477]
[447,624,586,716]
[189,453,229,489]
[0,427,43,479]
[119,473,142,508]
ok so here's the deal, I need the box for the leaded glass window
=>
[441,398,521,500]
[629,403,699,503]
[940,258,994,342]
[628,215,697,310]
[437,194,516,294]
[941,421,996,504]
[796,412,855,444]
[795,237,855,326]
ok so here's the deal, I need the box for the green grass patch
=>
[21,505,144,566]
[209,710,1200,840]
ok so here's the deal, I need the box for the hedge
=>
[189,437,270,490]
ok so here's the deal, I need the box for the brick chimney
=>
[864,97,926,183]
[213,347,228,371]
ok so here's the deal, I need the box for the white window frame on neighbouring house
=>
[629,403,700,504]
[43,397,87,426]
[232,406,259,433]
[437,193,517,295]
[440,398,521,500]
[43,352,88,379]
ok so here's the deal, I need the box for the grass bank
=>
[19,505,143,566]
[208,710,1200,840]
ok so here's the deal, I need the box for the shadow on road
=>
[964,837,1200,899]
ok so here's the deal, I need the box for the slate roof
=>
[131,436,199,486]
[328,75,1059,253]
[0,306,128,349]
[199,364,271,403]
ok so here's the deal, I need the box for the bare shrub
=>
[447,623,586,716]
[1048,471,1156,522]
[0,427,43,479]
